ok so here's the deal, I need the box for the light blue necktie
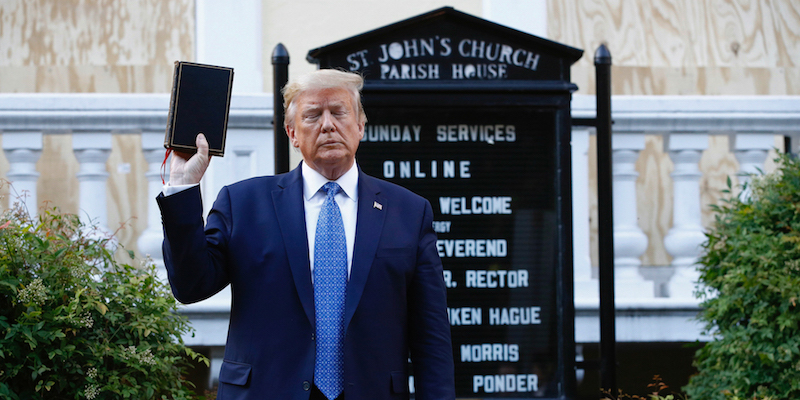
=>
[314,182,346,400]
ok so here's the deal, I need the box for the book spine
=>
[164,61,181,149]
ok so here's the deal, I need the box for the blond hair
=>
[282,69,367,127]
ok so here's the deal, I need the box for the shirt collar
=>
[302,161,359,202]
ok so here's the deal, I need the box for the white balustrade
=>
[612,133,654,298]
[137,131,169,279]
[1,93,798,347]
[572,127,597,301]
[72,133,112,235]
[734,133,774,199]
[2,131,43,217]
[664,134,708,300]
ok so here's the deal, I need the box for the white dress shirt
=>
[301,162,358,278]
[163,161,359,278]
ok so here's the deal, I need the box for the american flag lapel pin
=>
[373,201,383,210]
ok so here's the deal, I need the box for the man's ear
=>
[285,124,298,147]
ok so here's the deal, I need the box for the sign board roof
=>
[307,7,583,83]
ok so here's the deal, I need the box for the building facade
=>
[1,0,799,396]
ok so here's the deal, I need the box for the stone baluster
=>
[735,133,774,199]
[664,134,708,300]
[2,132,43,217]
[137,132,169,280]
[612,134,654,298]
[73,132,112,236]
[572,127,597,300]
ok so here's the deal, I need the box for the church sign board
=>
[308,7,583,399]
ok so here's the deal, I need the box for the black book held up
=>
[164,61,234,157]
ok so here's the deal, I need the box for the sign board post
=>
[308,7,583,399]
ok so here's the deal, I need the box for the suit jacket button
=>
[302,381,311,391]
[311,333,315,341]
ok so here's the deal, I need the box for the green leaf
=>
[0,205,201,399]
[687,152,800,400]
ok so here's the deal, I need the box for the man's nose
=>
[320,111,336,132]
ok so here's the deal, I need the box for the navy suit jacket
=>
[157,165,455,400]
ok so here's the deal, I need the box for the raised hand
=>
[169,133,211,185]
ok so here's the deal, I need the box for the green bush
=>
[685,153,800,400]
[0,203,207,399]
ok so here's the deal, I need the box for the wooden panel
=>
[699,135,739,228]
[764,135,784,174]
[0,0,193,93]
[699,135,782,229]
[0,137,10,210]
[572,65,800,95]
[262,0,484,85]
[107,134,148,259]
[0,65,176,93]
[636,135,673,266]
[37,134,79,215]
[552,0,800,95]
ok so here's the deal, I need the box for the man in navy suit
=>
[157,69,455,400]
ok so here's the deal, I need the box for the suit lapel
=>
[272,167,316,326]
[345,172,386,332]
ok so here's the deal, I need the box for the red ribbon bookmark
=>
[161,148,172,185]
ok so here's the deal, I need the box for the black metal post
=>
[595,44,617,397]
[272,43,290,174]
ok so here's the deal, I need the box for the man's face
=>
[286,87,364,179]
